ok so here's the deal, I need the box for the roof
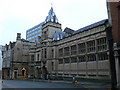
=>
[10,42,16,49]
[45,7,59,23]
[73,19,108,34]
[53,31,65,41]
[64,27,74,34]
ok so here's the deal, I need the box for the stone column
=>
[114,43,120,88]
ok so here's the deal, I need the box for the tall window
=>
[59,48,63,57]
[44,48,47,58]
[52,62,54,70]
[78,56,86,62]
[98,53,108,61]
[64,58,70,63]
[31,55,34,61]
[87,40,95,53]
[41,49,43,58]
[64,47,69,56]
[97,37,107,51]
[44,31,48,40]
[59,59,63,64]
[51,49,54,58]
[37,54,39,61]
[71,57,77,63]
[78,43,86,54]
[71,45,77,55]
[87,54,96,62]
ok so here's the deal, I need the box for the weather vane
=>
[51,2,53,8]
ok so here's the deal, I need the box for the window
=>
[37,54,39,61]
[64,47,69,56]
[44,48,47,58]
[87,54,96,62]
[97,37,107,51]
[78,43,86,54]
[31,55,34,61]
[79,56,86,62]
[41,49,43,58]
[59,59,63,64]
[71,57,77,63]
[64,58,70,63]
[44,31,48,39]
[98,53,108,61]
[71,45,77,55]
[59,48,63,57]
[87,40,95,53]
[52,62,54,70]
[51,49,54,58]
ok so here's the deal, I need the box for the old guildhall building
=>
[2,7,111,80]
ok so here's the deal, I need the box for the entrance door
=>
[14,72,17,79]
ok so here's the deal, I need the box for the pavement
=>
[0,79,2,90]
[27,78,112,89]
[1,78,112,89]
[2,80,86,89]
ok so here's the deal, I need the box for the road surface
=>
[2,80,87,89]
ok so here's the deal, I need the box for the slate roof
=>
[53,31,66,41]
[64,27,74,34]
[73,19,108,34]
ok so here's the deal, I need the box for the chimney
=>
[16,33,21,40]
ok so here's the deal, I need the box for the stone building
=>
[10,33,35,79]
[2,33,35,79]
[28,7,111,80]
[2,7,112,81]
[2,42,16,79]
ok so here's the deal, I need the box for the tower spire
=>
[45,4,59,23]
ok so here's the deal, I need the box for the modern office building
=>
[26,22,44,42]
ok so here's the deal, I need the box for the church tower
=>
[42,7,62,41]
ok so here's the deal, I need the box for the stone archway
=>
[21,68,27,78]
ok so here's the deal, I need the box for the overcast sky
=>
[0,0,108,45]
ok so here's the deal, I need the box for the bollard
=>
[48,79,51,83]
[75,80,78,85]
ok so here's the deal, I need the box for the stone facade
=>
[11,38,35,79]
[2,42,15,79]
[27,7,111,80]
[29,19,111,80]
[2,34,35,80]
